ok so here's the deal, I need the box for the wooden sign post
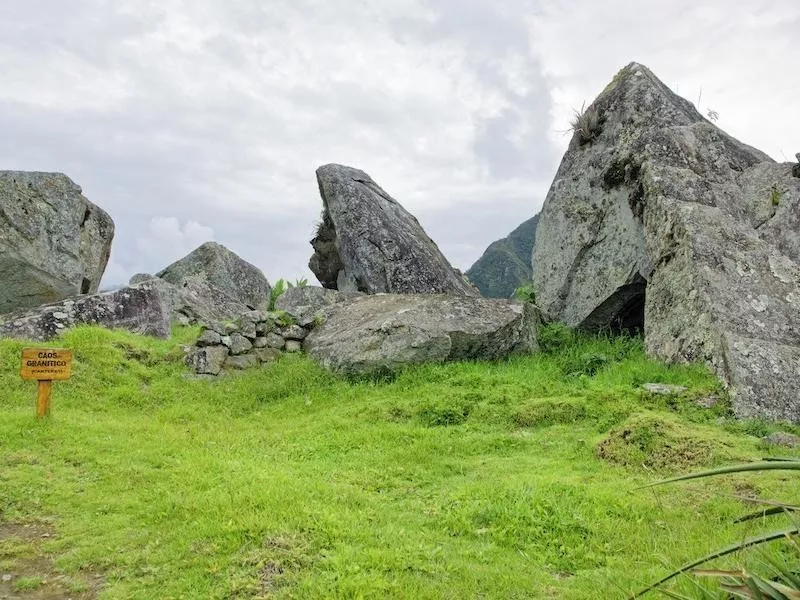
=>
[20,348,72,418]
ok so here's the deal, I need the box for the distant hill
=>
[465,214,539,298]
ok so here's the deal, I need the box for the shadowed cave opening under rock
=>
[581,275,646,335]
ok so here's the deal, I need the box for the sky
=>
[1,1,798,287]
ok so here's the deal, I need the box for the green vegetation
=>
[13,575,44,591]
[512,282,537,305]
[634,459,800,598]
[770,184,782,207]
[1,326,799,598]
[268,278,309,311]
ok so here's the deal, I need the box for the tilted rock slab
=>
[309,164,478,296]
[532,62,800,421]
[0,171,114,313]
[304,294,539,376]
[0,280,171,341]
[157,242,271,310]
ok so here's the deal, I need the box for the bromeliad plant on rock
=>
[632,459,800,599]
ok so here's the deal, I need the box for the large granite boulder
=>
[466,214,539,298]
[274,285,362,327]
[157,242,270,310]
[158,276,251,325]
[0,172,114,313]
[532,62,800,421]
[304,294,539,376]
[0,280,171,341]
[309,164,478,296]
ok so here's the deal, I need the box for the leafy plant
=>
[512,283,536,304]
[269,279,288,311]
[269,278,309,311]
[632,460,800,598]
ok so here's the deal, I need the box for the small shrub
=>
[271,310,296,328]
[512,283,536,304]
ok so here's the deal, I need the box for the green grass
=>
[0,326,799,599]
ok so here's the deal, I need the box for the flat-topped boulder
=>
[304,294,539,376]
[274,285,362,327]
[0,171,114,313]
[309,164,478,296]
[532,62,800,421]
[157,242,271,310]
[0,280,171,341]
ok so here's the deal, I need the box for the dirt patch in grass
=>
[596,414,725,470]
[0,522,102,600]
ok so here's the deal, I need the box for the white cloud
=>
[103,217,215,286]
[0,0,796,289]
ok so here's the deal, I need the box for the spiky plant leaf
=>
[630,528,800,598]
[735,506,800,524]
[639,462,800,489]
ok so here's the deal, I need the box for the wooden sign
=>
[20,348,72,418]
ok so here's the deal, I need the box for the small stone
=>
[285,340,303,353]
[244,310,267,323]
[229,333,253,355]
[641,383,688,396]
[203,321,226,335]
[223,321,239,335]
[255,348,280,363]
[196,329,222,347]
[224,354,258,370]
[238,318,257,339]
[2,574,12,582]
[220,335,232,348]
[253,336,268,348]
[761,432,800,448]
[52,311,69,320]
[264,333,285,350]
[191,346,229,376]
[281,325,308,341]
[256,321,274,334]
[174,312,192,326]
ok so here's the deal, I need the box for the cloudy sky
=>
[1,1,798,287]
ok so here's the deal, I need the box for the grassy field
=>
[1,325,798,599]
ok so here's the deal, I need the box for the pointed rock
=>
[157,242,270,310]
[309,164,478,296]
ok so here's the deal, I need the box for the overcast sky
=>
[1,1,798,287]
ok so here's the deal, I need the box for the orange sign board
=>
[20,348,73,381]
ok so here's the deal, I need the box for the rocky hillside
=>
[466,214,539,298]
